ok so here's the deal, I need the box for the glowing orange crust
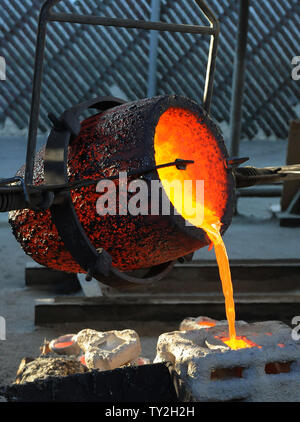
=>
[154,107,228,227]
[197,321,216,327]
[54,341,74,349]
[9,97,234,275]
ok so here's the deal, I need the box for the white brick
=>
[74,329,141,371]
[155,319,300,402]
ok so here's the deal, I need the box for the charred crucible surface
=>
[9,95,234,275]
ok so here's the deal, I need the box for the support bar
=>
[229,0,250,157]
[48,12,217,35]
[147,0,162,98]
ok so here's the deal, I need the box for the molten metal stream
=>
[202,221,254,349]
[200,221,236,343]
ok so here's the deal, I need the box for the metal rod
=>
[147,0,161,98]
[203,34,219,113]
[236,187,282,197]
[229,0,250,157]
[234,164,300,188]
[48,12,217,35]
[194,0,220,113]
[24,6,50,186]
[35,159,195,193]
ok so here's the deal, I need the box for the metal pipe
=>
[236,187,282,198]
[25,2,54,186]
[194,0,220,113]
[229,0,250,157]
[147,0,161,98]
[234,164,300,188]
[203,33,219,113]
[48,12,216,35]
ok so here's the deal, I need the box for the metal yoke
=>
[44,96,175,289]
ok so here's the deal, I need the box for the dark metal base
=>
[2,362,192,403]
[34,294,300,327]
[279,213,300,227]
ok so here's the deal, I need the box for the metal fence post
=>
[229,0,250,157]
[147,0,161,98]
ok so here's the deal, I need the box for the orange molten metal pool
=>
[54,341,74,349]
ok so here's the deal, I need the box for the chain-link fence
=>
[1,0,299,139]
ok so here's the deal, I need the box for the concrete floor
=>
[0,136,299,386]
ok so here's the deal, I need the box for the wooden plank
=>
[102,259,300,295]
[34,293,300,326]
[28,258,300,296]
[33,259,300,325]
